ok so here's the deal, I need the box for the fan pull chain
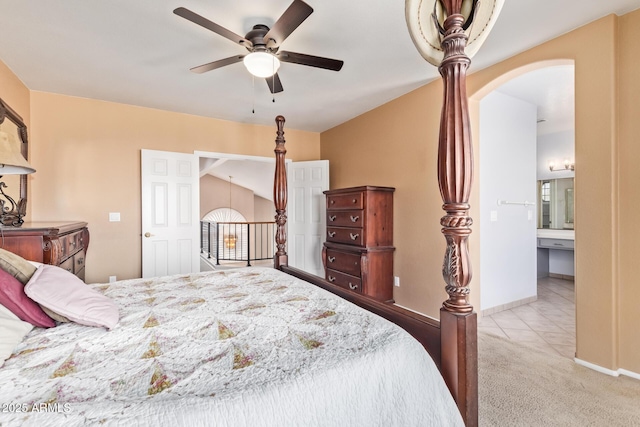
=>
[272,56,276,103]
[252,75,255,114]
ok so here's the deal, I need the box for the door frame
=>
[195,150,292,258]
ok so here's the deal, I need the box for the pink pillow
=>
[25,265,119,329]
[0,268,55,328]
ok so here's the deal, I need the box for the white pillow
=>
[25,265,119,329]
[0,304,34,367]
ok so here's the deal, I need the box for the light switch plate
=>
[490,210,498,222]
[109,212,121,222]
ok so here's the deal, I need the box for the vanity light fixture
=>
[549,159,575,172]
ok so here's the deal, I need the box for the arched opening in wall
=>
[473,59,576,361]
[203,208,249,262]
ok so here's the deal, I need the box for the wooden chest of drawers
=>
[322,186,394,301]
[0,221,90,281]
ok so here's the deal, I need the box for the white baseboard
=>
[574,358,640,380]
[481,295,537,317]
[574,358,619,376]
[619,369,640,380]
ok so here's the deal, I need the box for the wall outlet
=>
[394,276,400,287]
[109,212,121,222]
[109,276,117,283]
[490,210,498,222]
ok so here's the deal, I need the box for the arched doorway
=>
[473,60,577,360]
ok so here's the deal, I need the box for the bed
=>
[0,267,462,426]
[1,2,493,426]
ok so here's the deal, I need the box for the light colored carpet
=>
[478,331,640,426]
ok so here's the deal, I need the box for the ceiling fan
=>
[174,0,344,94]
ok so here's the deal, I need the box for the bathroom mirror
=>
[537,178,574,229]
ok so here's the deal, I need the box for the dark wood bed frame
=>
[270,3,478,425]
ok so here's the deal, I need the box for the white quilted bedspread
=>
[0,267,463,427]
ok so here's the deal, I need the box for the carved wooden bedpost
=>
[273,115,288,269]
[437,1,478,425]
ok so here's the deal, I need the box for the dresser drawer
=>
[538,238,574,250]
[59,256,74,274]
[326,269,362,293]
[327,227,364,246]
[74,250,86,274]
[327,210,364,228]
[325,249,361,277]
[327,192,364,210]
[68,230,85,254]
[59,230,85,259]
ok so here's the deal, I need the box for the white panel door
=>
[141,149,199,278]
[287,160,329,276]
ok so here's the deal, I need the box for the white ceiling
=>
[199,155,275,200]
[0,0,638,133]
[496,65,575,136]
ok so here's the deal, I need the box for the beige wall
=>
[0,61,29,127]
[470,16,619,371]
[200,175,256,222]
[617,9,640,374]
[322,81,457,317]
[321,12,640,373]
[254,195,274,223]
[25,92,319,283]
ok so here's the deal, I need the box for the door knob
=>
[144,232,155,238]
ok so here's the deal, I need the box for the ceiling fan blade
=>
[174,7,252,48]
[190,55,245,74]
[277,51,344,71]
[266,73,284,94]
[264,0,313,48]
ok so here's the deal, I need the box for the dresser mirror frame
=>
[537,177,574,230]
[0,97,29,215]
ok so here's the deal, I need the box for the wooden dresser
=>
[0,221,89,281]
[322,186,394,302]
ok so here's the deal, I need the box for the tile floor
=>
[479,276,576,359]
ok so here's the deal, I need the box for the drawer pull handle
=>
[328,256,336,262]
[330,200,335,204]
[328,275,336,282]
[329,215,337,221]
[328,231,336,237]
[349,233,359,241]
[352,199,357,203]
[77,258,84,265]
[553,243,564,246]
[350,215,359,222]
[349,283,358,290]
[70,241,76,246]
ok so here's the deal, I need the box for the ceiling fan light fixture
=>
[243,52,281,78]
